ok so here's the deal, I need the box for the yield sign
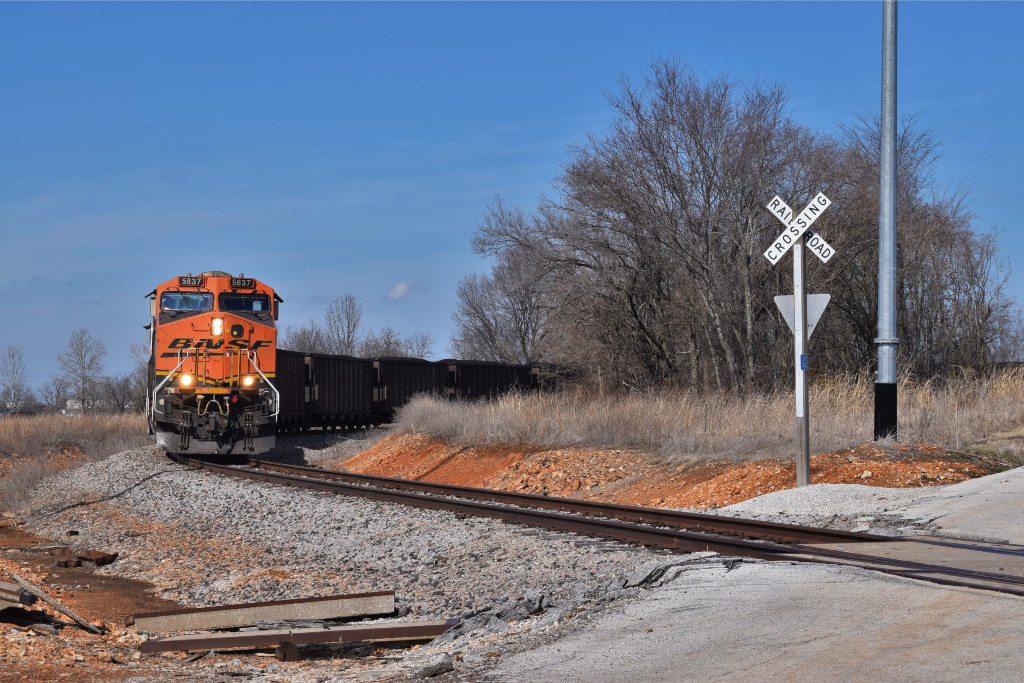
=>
[774,294,831,338]
[763,193,836,265]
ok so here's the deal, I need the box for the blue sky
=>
[1,1,1022,387]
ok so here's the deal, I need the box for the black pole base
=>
[874,382,898,440]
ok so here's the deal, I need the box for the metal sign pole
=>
[764,193,833,488]
[793,238,810,487]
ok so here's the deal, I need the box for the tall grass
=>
[0,413,149,461]
[0,412,150,511]
[394,368,1024,463]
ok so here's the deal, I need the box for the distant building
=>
[62,399,84,417]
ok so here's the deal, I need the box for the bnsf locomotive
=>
[147,272,545,457]
[146,272,281,455]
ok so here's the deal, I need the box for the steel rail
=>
[251,462,1024,566]
[178,458,1024,597]
[249,459,889,546]
[245,461,1024,593]
[903,536,1024,557]
[182,458,800,560]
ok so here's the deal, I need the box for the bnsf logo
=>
[166,338,271,350]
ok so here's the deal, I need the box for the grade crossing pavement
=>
[494,467,1024,682]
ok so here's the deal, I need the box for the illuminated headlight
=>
[212,318,224,335]
[179,373,194,387]
[242,375,256,388]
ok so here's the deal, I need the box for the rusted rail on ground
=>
[175,457,1024,598]
[139,618,459,656]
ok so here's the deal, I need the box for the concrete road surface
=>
[493,467,1024,682]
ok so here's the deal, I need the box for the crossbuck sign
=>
[764,193,835,265]
[764,192,835,488]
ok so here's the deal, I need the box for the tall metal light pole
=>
[875,0,899,439]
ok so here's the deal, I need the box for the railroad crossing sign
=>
[764,193,836,265]
[764,192,835,488]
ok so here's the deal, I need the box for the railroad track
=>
[174,456,1024,597]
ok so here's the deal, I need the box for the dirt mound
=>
[338,434,992,509]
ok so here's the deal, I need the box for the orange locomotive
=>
[146,271,282,455]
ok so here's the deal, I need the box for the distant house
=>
[62,399,85,417]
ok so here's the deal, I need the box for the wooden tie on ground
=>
[139,618,460,656]
[49,548,81,568]
[48,547,119,568]
[128,590,397,633]
[9,572,104,634]
[77,549,119,566]
[0,579,37,611]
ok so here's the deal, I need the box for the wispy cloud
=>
[386,281,411,301]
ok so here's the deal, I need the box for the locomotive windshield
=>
[161,292,213,311]
[219,293,271,313]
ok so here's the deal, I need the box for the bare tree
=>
[358,326,406,358]
[38,374,70,412]
[451,247,550,364]
[55,327,106,413]
[470,56,1022,389]
[100,372,135,412]
[811,114,1024,377]
[323,294,363,355]
[280,319,329,354]
[404,332,435,360]
[0,345,30,412]
[283,295,432,359]
[473,60,818,389]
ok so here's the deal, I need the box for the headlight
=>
[179,373,194,387]
[242,375,256,388]
[212,318,224,335]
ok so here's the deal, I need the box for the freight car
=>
[273,352,538,431]
[437,359,535,400]
[148,272,540,456]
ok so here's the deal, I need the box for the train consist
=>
[147,271,537,456]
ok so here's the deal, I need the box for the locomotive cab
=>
[147,271,281,456]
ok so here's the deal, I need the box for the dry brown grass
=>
[0,412,149,511]
[0,412,149,460]
[394,368,1024,464]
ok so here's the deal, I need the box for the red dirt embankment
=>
[337,434,991,509]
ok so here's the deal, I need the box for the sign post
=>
[764,193,834,486]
